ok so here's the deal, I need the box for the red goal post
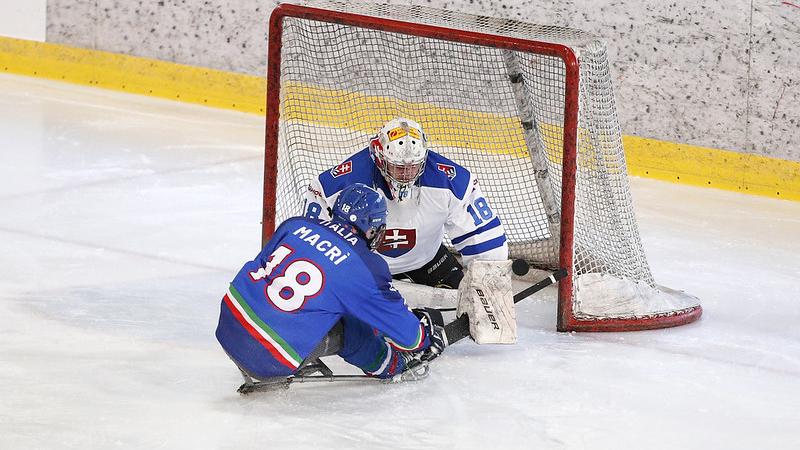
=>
[261,1,701,332]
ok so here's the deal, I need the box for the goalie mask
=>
[369,118,429,202]
[332,183,388,251]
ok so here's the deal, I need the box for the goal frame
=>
[262,3,701,332]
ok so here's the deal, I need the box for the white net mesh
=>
[268,0,700,328]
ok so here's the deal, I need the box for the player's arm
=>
[301,177,333,221]
[339,264,431,352]
[348,282,448,360]
[338,253,438,351]
[447,174,509,266]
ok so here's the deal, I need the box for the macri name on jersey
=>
[291,221,358,265]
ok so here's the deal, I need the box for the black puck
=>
[512,258,529,276]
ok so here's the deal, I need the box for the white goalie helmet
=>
[369,117,429,202]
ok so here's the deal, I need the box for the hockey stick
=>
[237,351,431,394]
[237,369,431,394]
[239,374,386,394]
[433,259,550,313]
[442,268,567,344]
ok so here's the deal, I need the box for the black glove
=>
[412,308,448,361]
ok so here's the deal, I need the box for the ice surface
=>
[1,73,799,449]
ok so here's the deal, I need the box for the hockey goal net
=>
[262,0,702,331]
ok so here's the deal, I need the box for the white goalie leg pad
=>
[456,259,516,344]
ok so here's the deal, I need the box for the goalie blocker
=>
[456,259,517,344]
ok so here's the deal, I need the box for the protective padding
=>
[457,260,516,344]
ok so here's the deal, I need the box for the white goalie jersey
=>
[302,147,509,274]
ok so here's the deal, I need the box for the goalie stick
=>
[443,268,568,344]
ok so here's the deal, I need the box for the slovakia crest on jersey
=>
[331,161,352,178]
[378,228,417,258]
[436,163,456,180]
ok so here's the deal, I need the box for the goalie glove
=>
[412,307,448,361]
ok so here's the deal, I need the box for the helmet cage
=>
[369,118,428,202]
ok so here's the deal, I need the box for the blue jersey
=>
[304,148,508,273]
[216,217,428,378]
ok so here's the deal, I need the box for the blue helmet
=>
[332,183,388,250]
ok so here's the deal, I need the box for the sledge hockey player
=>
[216,183,448,385]
[303,117,509,289]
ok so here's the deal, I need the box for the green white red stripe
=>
[385,323,425,351]
[365,342,392,376]
[223,285,302,370]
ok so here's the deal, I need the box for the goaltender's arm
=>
[301,177,334,221]
[446,173,509,266]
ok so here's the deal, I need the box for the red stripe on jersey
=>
[223,294,297,370]
[388,352,400,376]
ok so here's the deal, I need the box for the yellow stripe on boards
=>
[0,36,264,113]
[2,36,797,202]
[624,136,800,202]
[280,81,530,157]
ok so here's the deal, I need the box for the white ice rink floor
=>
[1,73,799,449]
